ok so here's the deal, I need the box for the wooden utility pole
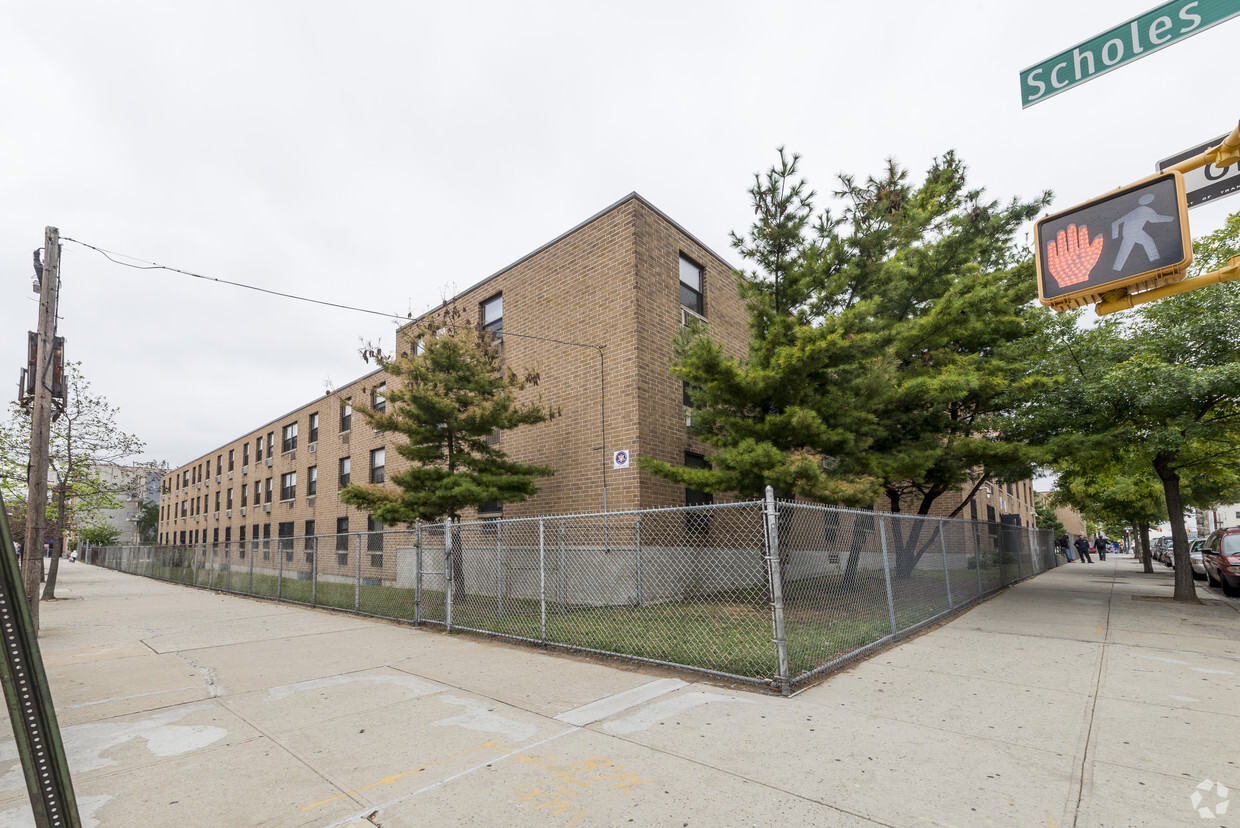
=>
[23,226,60,631]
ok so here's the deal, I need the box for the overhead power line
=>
[61,236,604,352]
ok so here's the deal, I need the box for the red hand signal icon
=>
[1046,224,1104,288]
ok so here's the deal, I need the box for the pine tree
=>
[340,319,556,526]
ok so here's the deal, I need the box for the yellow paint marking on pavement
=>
[302,739,503,810]
[1097,625,1103,635]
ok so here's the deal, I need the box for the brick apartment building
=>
[157,193,1037,566]
[157,194,750,556]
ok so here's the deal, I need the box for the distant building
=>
[77,463,164,545]
[1198,503,1240,536]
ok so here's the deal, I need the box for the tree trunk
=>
[43,483,66,599]
[1152,454,1197,603]
[1138,521,1153,574]
[839,509,873,591]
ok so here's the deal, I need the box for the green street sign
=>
[1020,0,1240,108]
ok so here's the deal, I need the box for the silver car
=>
[1188,538,1207,579]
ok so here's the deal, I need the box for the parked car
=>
[1203,527,1240,595]
[1188,538,1207,580]
[1153,536,1174,566]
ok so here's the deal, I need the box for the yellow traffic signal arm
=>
[1161,120,1240,176]
[1096,254,1240,315]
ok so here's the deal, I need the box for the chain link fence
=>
[88,489,1058,693]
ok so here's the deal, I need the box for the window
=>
[239,525,246,544]
[181,501,187,518]
[340,398,352,432]
[281,422,298,453]
[280,472,297,501]
[372,383,387,414]
[265,477,273,503]
[243,443,250,467]
[224,527,231,545]
[262,523,271,560]
[479,501,502,516]
[370,448,385,484]
[217,455,223,476]
[304,520,316,553]
[481,293,503,340]
[256,437,264,462]
[266,432,274,458]
[307,465,317,496]
[679,254,704,316]
[336,516,349,553]
[308,412,319,444]
[227,488,234,509]
[214,491,221,511]
[367,516,384,553]
[228,449,235,471]
[278,522,294,555]
[241,483,248,507]
[684,452,712,534]
[339,457,351,488]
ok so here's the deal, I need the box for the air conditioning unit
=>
[213,511,219,520]
[285,501,293,509]
[306,497,315,508]
[215,475,221,483]
[681,306,707,328]
[225,510,231,518]
[265,457,273,467]
[308,443,317,453]
[242,467,248,475]
[193,516,199,523]
[263,503,271,512]
[227,471,233,480]
[289,450,296,461]
[342,432,350,445]
[240,507,247,517]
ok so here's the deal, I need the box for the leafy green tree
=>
[1034,499,1064,537]
[137,498,160,544]
[340,319,556,525]
[1050,444,1167,572]
[1021,212,1240,601]
[0,362,145,599]
[77,523,121,547]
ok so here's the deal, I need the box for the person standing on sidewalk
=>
[1074,536,1094,563]
[1095,535,1108,561]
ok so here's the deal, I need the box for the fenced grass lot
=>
[92,491,1057,693]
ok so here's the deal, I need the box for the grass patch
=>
[127,560,1013,682]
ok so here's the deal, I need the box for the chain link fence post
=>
[539,518,547,645]
[445,521,454,632]
[355,533,362,611]
[763,486,791,696]
[415,519,422,626]
[878,515,898,635]
[496,520,504,619]
[939,521,953,609]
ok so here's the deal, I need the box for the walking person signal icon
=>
[1036,171,1191,311]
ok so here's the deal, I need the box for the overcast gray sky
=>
[3,0,1237,469]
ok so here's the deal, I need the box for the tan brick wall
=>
[159,195,749,547]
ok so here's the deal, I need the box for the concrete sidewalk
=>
[2,554,1237,827]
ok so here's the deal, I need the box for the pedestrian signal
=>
[1036,172,1191,310]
